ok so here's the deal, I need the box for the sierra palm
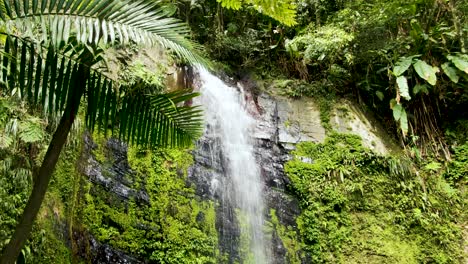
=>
[0,0,206,263]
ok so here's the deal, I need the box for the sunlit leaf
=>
[424,161,442,172]
[18,118,44,143]
[399,109,408,137]
[441,62,460,83]
[391,103,408,137]
[0,0,209,66]
[393,57,412,76]
[396,76,411,100]
[413,59,438,85]
[0,134,13,148]
[217,0,297,26]
[392,103,403,121]
[447,55,468,74]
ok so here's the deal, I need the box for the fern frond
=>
[18,117,44,143]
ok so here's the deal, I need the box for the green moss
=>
[77,142,219,263]
[444,142,468,186]
[285,133,465,263]
[21,139,83,263]
[269,209,303,264]
[345,213,420,264]
[236,209,255,264]
[90,131,111,164]
[29,193,73,264]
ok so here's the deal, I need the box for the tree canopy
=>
[217,0,297,26]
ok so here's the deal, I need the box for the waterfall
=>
[194,68,269,263]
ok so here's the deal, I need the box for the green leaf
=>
[217,0,297,26]
[413,84,429,95]
[396,76,411,100]
[392,103,408,136]
[14,0,22,17]
[32,0,38,13]
[413,60,438,85]
[23,0,29,15]
[0,134,13,149]
[393,57,412,76]
[1,0,207,151]
[441,62,460,83]
[399,107,408,136]
[424,161,442,172]
[18,118,44,143]
[392,103,403,121]
[375,90,384,101]
[19,44,27,96]
[0,0,209,67]
[217,0,242,9]
[447,55,468,74]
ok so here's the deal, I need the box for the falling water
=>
[194,68,268,263]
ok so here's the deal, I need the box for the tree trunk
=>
[0,66,87,264]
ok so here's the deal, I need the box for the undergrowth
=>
[284,133,466,263]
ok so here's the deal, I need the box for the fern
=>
[217,0,297,26]
[18,117,44,143]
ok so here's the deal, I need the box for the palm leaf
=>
[0,0,208,66]
[0,1,207,261]
[1,1,205,149]
[2,37,202,148]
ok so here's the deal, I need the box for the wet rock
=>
[187,116,303,263]
[73,229,145,264]
[188,133,243,263]
[90,238,144,264]
[81,134,149,204]
[254,93,326,145]
[254,92,394,154]
[330,100,392,155]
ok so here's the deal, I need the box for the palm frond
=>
[85,76,203,148]
[1,36,203,148]
[0,0,208,66]
[0,36,88,115]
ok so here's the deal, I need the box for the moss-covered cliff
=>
[1,129,220,263]
[283,133,466,263]
[2,75,467,263]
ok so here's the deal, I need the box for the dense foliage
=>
[284,133,466,263]
[1,123,220,262]
[184,0,467,158]
[0,97,82,263]
[0,0,207,261]
[1,0,467,263]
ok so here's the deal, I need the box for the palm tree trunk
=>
[0,67,87,264]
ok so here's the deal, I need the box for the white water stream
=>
[195,68,268,263]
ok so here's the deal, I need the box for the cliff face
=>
[70,132,218,263]
[24,73,463,264]
[69,79,395,263]
[185,74,398,263]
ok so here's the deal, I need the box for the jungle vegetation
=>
[0,0,206,262]
[0,0,467,263]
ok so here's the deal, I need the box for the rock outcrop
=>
[75,77,394,263]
